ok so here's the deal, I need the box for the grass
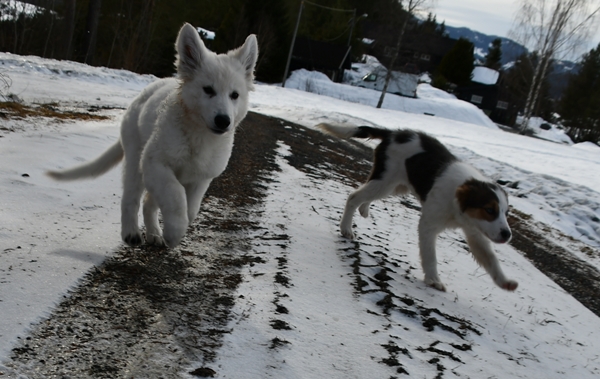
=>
[0,101,110,123]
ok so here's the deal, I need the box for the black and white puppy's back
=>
[318,123,517,292]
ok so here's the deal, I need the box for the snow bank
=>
[284,69,498,129]
[518,116,573,145]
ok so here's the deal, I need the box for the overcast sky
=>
[434,0,516,38]
[433,0,600,55]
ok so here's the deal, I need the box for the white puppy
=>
[318,123,517,292]
[48,23,258,248]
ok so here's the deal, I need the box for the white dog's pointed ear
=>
[175,23,207,81]
[230,34,259,84]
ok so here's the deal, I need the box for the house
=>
[455,66,514,125]
[361,22,456,74]
[289,37,352,83]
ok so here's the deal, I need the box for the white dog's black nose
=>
[500,229,511,242]
[214,114,231,131]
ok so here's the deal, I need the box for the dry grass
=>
[0,101,110,122]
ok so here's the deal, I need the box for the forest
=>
[0,0,409,82]
[0,0,598,143]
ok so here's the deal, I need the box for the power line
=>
[281,0,357,87]
[303,0,355,13]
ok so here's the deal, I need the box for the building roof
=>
[472,66,499,85]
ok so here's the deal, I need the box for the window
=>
[363,73,377,82]
[496,100,509,110]
[470,95,483,104]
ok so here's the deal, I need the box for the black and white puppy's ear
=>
[229,34,259,85]
[175,23,208,81]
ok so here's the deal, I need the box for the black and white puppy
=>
[318,123,517,292]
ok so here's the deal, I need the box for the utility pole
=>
[282,1,304,87]
[347,9,356,46]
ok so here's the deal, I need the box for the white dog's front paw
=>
[122,225,142,246]
[163,226,186,248]
[424,277,447,292]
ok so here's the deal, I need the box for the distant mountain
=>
[444,26,527,65]
[443,25,579,99]
[443,25,579,76]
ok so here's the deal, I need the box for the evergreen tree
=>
[435,37,474,87]
[560,43,600,144]
[484,38,502,70]
[414,13,446,36]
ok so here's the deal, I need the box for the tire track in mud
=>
[3,112,599,378]
[293,172,483,378]
[1,113,283,378]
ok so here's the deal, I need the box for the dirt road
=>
[2,112,599,378]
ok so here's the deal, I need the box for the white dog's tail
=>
[317,123,391,140]
[47,140,124,181]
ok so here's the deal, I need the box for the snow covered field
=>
[1,52,600,378]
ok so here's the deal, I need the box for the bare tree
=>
[376,0,436,109]
[509,0,600,132]
[0,71,12,101]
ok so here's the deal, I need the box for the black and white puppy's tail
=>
[317,123,391,140]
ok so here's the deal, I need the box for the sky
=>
[434,0,516,38]
[434,0,600,53]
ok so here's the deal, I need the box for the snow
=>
[214,145,600,378]
[518,115,573,145]
[574,141,600,151]
[0,0,42,22]
[471,66,499,85]
[284,68,498,129]
[1,53,600,378]
[197,27,216,40]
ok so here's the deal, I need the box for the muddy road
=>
[2,112,599,378]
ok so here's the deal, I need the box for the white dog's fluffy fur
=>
[318,123,517,292]
[48,23,258,248]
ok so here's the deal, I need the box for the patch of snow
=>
[197,26,216,40]
[518,116,573,145]
[472,66,499,85]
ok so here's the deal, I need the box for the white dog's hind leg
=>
[185,180,211,226]
[121,157,145,246]
[418,216,446,291]
[464,230,518,291]
[341,180,396,240]
[143,192,165,246]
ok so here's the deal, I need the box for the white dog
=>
[48,23,258,248]
[318,123,517,292]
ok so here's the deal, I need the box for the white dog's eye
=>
[203,86,216,97]
[484,207,495,215]
[230,91,239,100]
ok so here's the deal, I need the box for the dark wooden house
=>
[289,37,352,82]
[361,22,456,74]
[455,67,515,125]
